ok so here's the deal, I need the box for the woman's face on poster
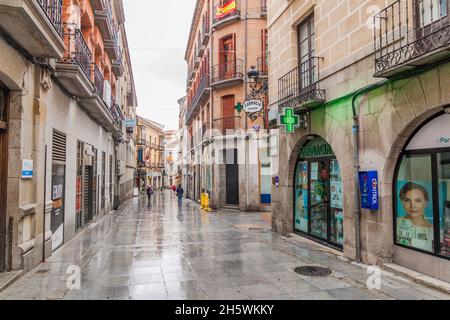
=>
[401,189,428,218]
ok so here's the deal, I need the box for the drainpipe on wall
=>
[244,0,250,211]
[351,80,387,263]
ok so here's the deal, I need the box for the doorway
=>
[226,149,239,205]
[0,83,8,272]
[84,165,94,224]
[294,137,344,248]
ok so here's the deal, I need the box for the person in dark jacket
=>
[146,185,154,202]
[176,185,184,206]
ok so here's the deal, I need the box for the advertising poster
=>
[51,163,65,251]
[396,180,435,252]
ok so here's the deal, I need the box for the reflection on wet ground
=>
[1,191,449,300]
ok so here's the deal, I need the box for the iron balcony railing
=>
[93,63,104,99]
[202,16,211,41]
[212,2,240,25]
[36,0,63,36]
[261,0,267,14]
[278,56,326,108]
[257,56,269,76]
[211,59,244,84]
[60,25,93,80]
[186,73,210,122]
[374,0,450,76]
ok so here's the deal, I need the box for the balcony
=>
[186,74,211,124]
[201,20,211,45]
[278,57,326,110]
[213,115,242,136]
[55,26,93,98]
[257,56,269,77]
[198,44,206,58]
[211,59,244,88]
[111,52,124,77]
[104,29,120,61]
[111,103,124,131]
[94,0,114,41]
[212,1,241,28]
[0,0,65,58]
[374,0,450,77]
[136,139,150,147]
[261,0,267,16]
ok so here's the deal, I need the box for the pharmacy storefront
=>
[294,137,344,248]
[394,113,450,260]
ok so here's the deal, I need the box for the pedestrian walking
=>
[176,184,184,206]
[146,185,154,202]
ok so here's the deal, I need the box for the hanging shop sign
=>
[279,107,300,133]
[359,171,379,210]
[243,100,263,113]
[21,159,33,179]
[125,119,136,128]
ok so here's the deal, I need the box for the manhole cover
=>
[294,266,332,277]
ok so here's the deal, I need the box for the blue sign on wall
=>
[359,171,379,210]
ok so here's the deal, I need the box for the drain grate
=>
[294,266,332,277]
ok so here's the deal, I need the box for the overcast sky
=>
[123,0,196,131]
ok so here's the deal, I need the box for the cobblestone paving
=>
[1,191,449,300]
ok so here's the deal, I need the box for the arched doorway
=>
[294,137,344,248]
[394,111,450,259]
[0,82,9,271]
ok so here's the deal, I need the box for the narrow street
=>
[0,191,448,300]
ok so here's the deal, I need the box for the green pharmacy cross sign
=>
[235,103,243,113]
[280,107,300,133]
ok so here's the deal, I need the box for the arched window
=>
[394,112,450,258]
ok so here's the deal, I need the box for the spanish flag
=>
[215,0,237,19]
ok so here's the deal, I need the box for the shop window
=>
[394,113,450,258]
[396,155,435,252]
[294,137,344,248]
[438,152,450,257]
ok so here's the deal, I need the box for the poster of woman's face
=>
[396,181,435,252]
[397,181,434,225]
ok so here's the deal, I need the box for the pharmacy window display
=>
[294,137,344,248]
[394,113,450,259]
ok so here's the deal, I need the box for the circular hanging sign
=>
[243,100,263,113]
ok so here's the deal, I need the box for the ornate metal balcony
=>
[211,59,244,88]
[186,74,211,124]
[94,0,114,41]
[261,0,267,15]
[0,0,65,57]
[55,26,94,98]
[374,0,450,77]
[93,64,104,100]
[212,1,241,28]
[278,57,325,109]
[36,0,63,36]
[201,17,211,45]
[257,56,269,77]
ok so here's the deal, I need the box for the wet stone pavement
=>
[1,191,449,300]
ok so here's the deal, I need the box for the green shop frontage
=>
[294,137,344,249]
[273,63,450,283]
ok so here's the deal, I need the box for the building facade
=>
[135,116,165,191]
[164,130,180,188]
[184,0,271,211]
[268,0,450,282]
[0,0,137,273]
[178,96,189,195]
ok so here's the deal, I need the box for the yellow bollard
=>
[201,193,212,212]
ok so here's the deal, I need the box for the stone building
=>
[178,96,189,196]
[184,0,271,211]
[0,0,137,274]
[135,116,165,191]
[164,130,180,188]
[268,0,450,282]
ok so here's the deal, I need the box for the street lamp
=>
[235,66,269,126]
